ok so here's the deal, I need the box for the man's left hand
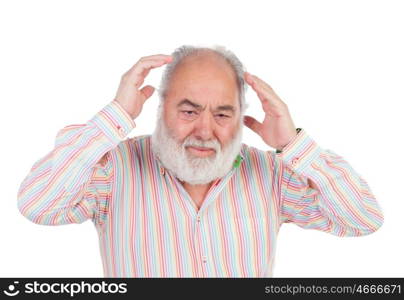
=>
[243,71,297,150]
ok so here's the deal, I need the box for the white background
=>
[1,0,402,277]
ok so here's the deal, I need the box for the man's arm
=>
[16,100,135,225]
[242,71,383,236]
[275,129,384,236]
[17,54,172,226]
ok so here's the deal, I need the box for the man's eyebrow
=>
[214,105,236,113]
[176,99,204,110]
[176,99,236,113]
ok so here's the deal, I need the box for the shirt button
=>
[202,255,207,263]
[196,216,201,222]
[291,157,299,166]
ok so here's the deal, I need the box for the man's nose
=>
[193,112,214,141]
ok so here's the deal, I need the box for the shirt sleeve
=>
[16,99,136,226]
[276,128,384,237]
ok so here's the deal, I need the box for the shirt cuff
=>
[276,128,322,176]
[88,99,136,145]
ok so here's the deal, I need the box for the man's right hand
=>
[114,54,173,120]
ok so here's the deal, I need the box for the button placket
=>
[195,214,209,273]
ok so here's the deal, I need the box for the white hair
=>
[157,44,248,115]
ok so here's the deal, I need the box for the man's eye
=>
[181,110,196,115]
[216,113,230,118]
[180,110,198,119]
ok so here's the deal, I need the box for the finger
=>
[125,55,172,77]
[250,75,282,104]
[243,115,263,135]
[248,74,271,97]
[251,74,273,91]
[244,72,271,94]
[244,72,268,102]
[139,54,173,61]
[245,73,284,113]
[128,59,171,88]
[244,71,263,90]
[244,71,254,86]
[245,74,272,111]
[136,55,173,70]
[137,59,166,79]
[133,58,171,76]
[139,85,155,103]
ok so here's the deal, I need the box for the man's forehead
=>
[164,53,240,109]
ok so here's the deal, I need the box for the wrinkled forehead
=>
[165,54,240,108]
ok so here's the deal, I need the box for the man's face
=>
[151,53,243,185]
[163,54,241,157]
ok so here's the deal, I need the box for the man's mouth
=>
[186,146,216,157]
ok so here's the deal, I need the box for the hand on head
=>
[243,71,297,150]
[114,54,173,120]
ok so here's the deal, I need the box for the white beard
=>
[151,109,243,185]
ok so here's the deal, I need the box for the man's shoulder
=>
[110,134,152,156]
[129,134,151,143]
[240,142,274,158]
[239,142,277,174]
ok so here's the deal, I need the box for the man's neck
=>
[181,181,214,209]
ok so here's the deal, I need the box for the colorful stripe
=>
[16,99,384,277]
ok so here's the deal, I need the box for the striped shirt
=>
[17,99,384,277]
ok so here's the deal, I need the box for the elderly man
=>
[17,45,384,277]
